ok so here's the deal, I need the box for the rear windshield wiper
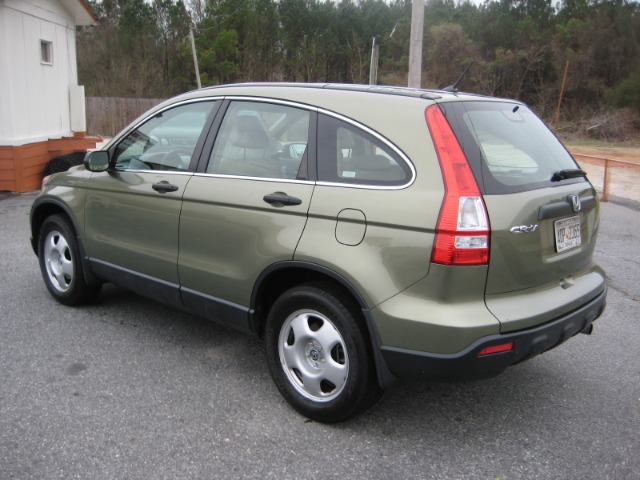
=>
[550,169,587,182]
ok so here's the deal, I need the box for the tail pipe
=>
[581,301,606,335]
[581,324,594,335]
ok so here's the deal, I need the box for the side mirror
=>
[84,151,110,172]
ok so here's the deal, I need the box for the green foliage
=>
[607,70,640,112]
[118,0,156,36]
[199,29,240,85]
[77,0,640,118]
[78,0,193,97]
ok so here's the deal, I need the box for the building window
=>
[40,40,53,65]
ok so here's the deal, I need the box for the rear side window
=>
[317,114,411,186]
[442,102,582,194]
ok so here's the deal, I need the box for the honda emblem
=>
[568,195,581,212]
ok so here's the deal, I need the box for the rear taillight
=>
[425,105,490,266]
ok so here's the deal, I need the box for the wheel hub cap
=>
[43,230,73,293]
[278,310,349,402]
[305,341,324,367]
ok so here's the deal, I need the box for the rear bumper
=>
[380,285,607,382]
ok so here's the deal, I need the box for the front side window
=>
[113,101,216,171]
[317,114,411,186]
[207,101,311,180]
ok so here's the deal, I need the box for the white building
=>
[0,0,98,192]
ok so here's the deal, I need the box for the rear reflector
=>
[425,105,490,265]
[478,342,514,356]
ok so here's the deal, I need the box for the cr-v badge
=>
[510,224,539,234]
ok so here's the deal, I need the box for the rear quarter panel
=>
[295,94,445,307]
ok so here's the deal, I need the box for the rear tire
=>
[265,282,382,423]
[38,214,101,305]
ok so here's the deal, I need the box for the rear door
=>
[441,101,605,331]
[178,100,315,330]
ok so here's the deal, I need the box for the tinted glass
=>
[317,114,410,186]
[207,101,310,180]
[113,101,216,171]
[442,102,583,194]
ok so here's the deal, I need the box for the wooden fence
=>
[570,153,640,202]
[86,97,166,137]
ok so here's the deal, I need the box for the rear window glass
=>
[442,102,583,194]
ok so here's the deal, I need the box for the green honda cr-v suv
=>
[30,83,607,422]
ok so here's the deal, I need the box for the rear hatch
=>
[440,100,605,332]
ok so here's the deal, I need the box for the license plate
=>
[554,216,581,253]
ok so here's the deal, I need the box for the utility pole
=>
[408,0,424,89]
[369,35,381,85]
[189,26,202,89]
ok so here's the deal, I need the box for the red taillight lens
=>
[425,105,490,265]
[478,342,514,356]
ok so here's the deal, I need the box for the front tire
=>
[38,214,101,305]
[265,282,382,423]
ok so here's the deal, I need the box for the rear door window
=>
[442,101,583,194]
[207,101,311,180]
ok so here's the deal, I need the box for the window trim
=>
[107,95,415,190]
[195,96,415,190]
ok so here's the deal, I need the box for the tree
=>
[75,0,640,125]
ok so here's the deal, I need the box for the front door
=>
[84,100,218,305]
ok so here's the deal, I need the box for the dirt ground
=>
[566,144,640,203]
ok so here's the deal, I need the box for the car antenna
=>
[442,61,474,93]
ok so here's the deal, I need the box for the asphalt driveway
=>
[1,192,638,479]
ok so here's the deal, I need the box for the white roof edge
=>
[59,0,97,26]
